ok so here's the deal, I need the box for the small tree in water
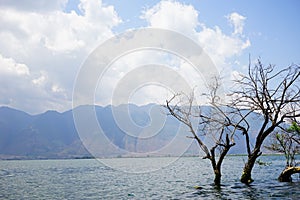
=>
[266,122,300,182]
[231,60,300,184]
[165,77,240,186]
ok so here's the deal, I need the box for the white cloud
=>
[141,1,250,68]
[0,54,68,113]
[141,0,198,37]
[227,12,246,35]
[0,0,68,12]
[0,0,121,54]
[197,24,250,66]
[0,0,121,113]
[95,50,202,106]
[0,0,251,113]
[32,74,46,86]
[231,70,243,81]
[136,1,251,105]
[0,54,30,76]
[51,84,64,93]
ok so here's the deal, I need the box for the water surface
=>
[0,156,299,199]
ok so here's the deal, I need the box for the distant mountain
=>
[0,105,267,160]
[0,105,191,159]
[0,107,89,159]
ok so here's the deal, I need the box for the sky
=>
[0,0,299,114]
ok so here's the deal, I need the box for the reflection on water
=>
[0,156,299,199]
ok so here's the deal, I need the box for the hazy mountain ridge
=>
[0,105,186,159]
[0,105,265,160]
[0,107,88,159]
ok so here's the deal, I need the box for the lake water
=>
[0,156,299,199]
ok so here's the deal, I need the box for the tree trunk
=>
[278,166,300,182]
[210,153,222,186]
[240,153,259,184]
[241,163,254,184]
[214,168,221,186]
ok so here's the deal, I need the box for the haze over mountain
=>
[0,104,186,159]
[0,104,264,160]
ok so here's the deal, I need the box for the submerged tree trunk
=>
[210,151,222,186]
[278,166,300,182]
[213,168,221,186]
[240,150,261,184]
[241,125,272,184]
[211,136,234,186]
[241,161,254,184]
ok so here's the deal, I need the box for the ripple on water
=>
[0,156,299,199]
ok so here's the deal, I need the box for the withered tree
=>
[166,59,300,185]
[265,121,300,182]
[165,78,240,186]
[231,60,300,184]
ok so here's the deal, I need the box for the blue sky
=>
[97,0,300,67]
[0,0,299,113]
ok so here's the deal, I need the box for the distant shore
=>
[0,153,288,161]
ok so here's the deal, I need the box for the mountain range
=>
[0,104,264,160]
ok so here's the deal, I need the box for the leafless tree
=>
[166,59,300,185]
[165,77,240,186]
[265,121,300,182]
[231,59,300,184]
